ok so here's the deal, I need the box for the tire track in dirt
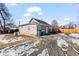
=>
[58,34,79,56]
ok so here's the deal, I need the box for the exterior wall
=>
[19,25,37,36]
[46,27,49,34]
[30,19,51,34]
[37,25,46,31]
[37,25,49,34]
[49,26,53,33]
[30,19,39,24]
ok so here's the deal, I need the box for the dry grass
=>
[0,34,36,48]
[19,35,35,39]
[5,34,16,39]
[4,34,36,39]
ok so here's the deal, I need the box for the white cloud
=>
[64,18,70,21]
[38,12,43,15]
[24,6,43,17]
[24,13,31,17]
[27,7,42,13]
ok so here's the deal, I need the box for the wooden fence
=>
[59,28,79,33]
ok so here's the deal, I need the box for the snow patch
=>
[26,48,38,56]
[0,40,40,56]
[0,38,10,43]
[57,38,68,48]
[69,34,79,38]
[0,37,23,43]
[33,40,40,46]
[70,39,79,46]
[37,48,49,56]
[59,33,67,36]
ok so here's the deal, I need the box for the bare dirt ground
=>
[0,34,79,56]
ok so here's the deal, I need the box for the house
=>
[0,24,19,35]
[19,18,52,36]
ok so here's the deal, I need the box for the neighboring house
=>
[0,24,19,34]
[19,18,52,36]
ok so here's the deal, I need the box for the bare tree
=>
[51,20,59,33]
[77,21,79,27]
[0,20,3,29]
[0,3,11,32]
[67,22,76,29]
[6,23,16,29]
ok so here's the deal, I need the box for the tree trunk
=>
[0,20,3,30]
[0,10,6,32]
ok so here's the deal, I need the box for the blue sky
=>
[5,3,79,26]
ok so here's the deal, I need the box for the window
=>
[37,25,41,30]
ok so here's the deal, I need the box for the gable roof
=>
[19,23,35,27]
[29,18,49,25]
[19,18,50,27]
